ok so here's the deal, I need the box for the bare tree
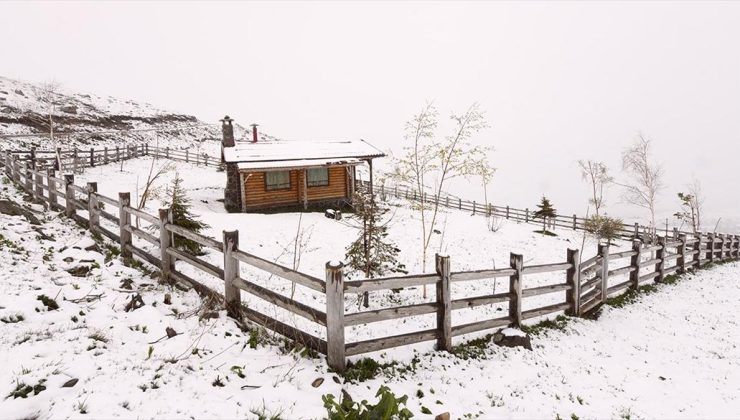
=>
[619,135,664,236]
[675,178,705,234]
[688,178,704,232]
[38,80,63,169]
[136,158,172,227]
[392,103,492,297]
[577,160,612,216]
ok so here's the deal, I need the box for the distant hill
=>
[0,76,233,152]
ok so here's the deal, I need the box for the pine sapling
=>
[163,171,209,255]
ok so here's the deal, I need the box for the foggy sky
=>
[2,1,739,229]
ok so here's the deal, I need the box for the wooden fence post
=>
[506,205,510,219]
[629,240,641,290]
[435,254,452,352]
[185,149,189,163]
[64,174,75,218]
[165,147,169,159]
[707,233,715,264]
[34,169,43,202]
[4,152,11,178]
[508,253,523,328]
[30,147,36,169]
[472,201,476,215]
[672,227,678,240]
[325,261,346,372]
[54,147,61,171]
[694,232,702,267]
[719,234,726,260]
[445,195,449,207]
[656,236,666,282]
[204,155,209,166]
[13,156,20,183]
[47,169,57,209]
[573,214,577,230]
[158,208,174,283]
[565,248,581,316]
[598,243,610,301]
[525,208,529,223]
[24,163,33,193]
[223,230,241,318]
[104,147,109,164]
[634,223,639,238]
[73,149,79,173]
[734,235,740,258]
[119,192,132,261]
[87,182,99,234]
[115,146,120,161]
[90,147,95,167]
[458,198,461,210]
[677,233,687,274]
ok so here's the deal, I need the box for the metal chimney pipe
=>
[251,124,259,143]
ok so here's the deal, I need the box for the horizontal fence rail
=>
[1,150,739,373]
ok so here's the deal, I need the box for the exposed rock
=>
[84,243,102,254]
[0,199,41,225]
[493,328,532,351]
[61,378,79,388]
[163,293,172,305]
[311,378,324,388]
[66,265,91,277]
[124,294,145,312]
[120,278,134,290]
[63,257,74,263]
[165,327,178,338]
[435,413,451,420]
[59,104,78,114]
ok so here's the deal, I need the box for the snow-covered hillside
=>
[0,76,226,151]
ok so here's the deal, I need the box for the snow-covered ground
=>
[75,157,636,350]
[2,173,740,419]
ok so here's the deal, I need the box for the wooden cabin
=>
[219,116,385,212]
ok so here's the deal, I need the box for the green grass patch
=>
[521,315,569,336]
[36,294,59,311]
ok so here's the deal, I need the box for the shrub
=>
[584,214,624,245]
[323,385,414,420]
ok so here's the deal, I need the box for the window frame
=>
[306,167,330,188]
[264,170,292,191]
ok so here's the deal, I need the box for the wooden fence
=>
[1,150,739,374]
[6,144,220,171]
[361,180,693,242]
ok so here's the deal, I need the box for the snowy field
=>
[74,157,637,351]
[2,177,740,418]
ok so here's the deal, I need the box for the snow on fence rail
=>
[360,180,692,242]
[2,151,740,373]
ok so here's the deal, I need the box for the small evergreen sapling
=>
[345,191,407,307]
[584,214,624,245]
[163,171,210,255]
[533,196,557,234]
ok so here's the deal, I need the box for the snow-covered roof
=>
[237,158,364,171]
[223,139,385,164]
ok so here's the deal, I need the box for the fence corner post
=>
[118,192,132,262]
[87,182,99,234]
[325,261,346,373]
[677,233,687,274]
[565,248,581,316]
[435,254,452,352]
[598,243,610,301]
[64,174,75,218]
[223,230,241,319]
[47,169,57,209]
[655,236,666,283]
[158,208,174,283]
[508,253,523,328]
[629,240,641,290]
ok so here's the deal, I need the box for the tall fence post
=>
[325,261,345,372]
[119,192,132,262]
[525,208,529,223]
[718,234,726,260]
[598,243,610,301]
[64,174,75,218]
[185,149,189,163]
[445,195,449,207]
[223,230,241,319]
[472,201,476,215]
[34,169,43,202]
[734,235,740,258]
[104,147,109,164]
[508,253,523,328]
[24,163,33,194]
[634,223,639,238]
[707,233,715,264]
[572,214,577,230]
[629,240,641,290]
[435,254,452,352]
[565,248,581,316]
[159,208,174,283]
[165,147,170,159]
[87,182,99,234]
[694,232,702,267]
[458,198,461,210]
[145,144,149,156]
[656,236,666,282]
[677,233,687,274]
[13,156,20,183]
[116,146,120,161]
[4,152,11,178]
[47,169,57,209]
[672,227,678,240]
[506,205,510,219]
[90,147,95,167]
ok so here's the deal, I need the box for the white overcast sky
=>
[2,1,739,228]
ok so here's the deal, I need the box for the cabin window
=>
[307,167,329,187]
[265,171,291,190]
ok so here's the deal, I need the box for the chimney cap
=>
[250,123,259,128]
[220,115,233,122]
